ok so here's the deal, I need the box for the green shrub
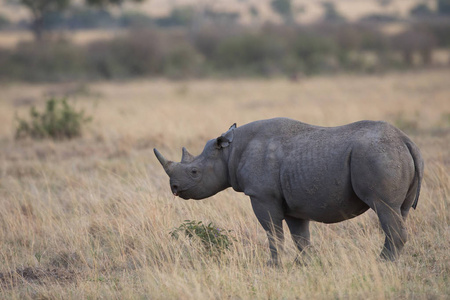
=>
[15,98,91,140]
[170,220,235,255]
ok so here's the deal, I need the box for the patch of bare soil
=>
[0,267,77,288]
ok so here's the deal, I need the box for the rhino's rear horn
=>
[154,148,174,175]
[181,147,195,163]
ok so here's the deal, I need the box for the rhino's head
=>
[154,124,236,200]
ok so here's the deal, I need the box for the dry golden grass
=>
[0,70,449,299]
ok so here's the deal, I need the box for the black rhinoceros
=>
[154,118,424,263]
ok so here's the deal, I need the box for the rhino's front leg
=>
[250,197,284,266]
[285,216,311,264]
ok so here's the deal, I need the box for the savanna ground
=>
[0,69,449,299]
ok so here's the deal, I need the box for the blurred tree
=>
[86,0,144,6]
[321,2,345,22]
[249,5,259,25]
[249,5,259,18]
[377,0,393,7]
[86,0,145,6]
[18,0,70,40]
[0,14,10,29]
[271,0,294,24]
[155,6,196,27]
[17,0,145,40]
[437,0,450,14]
[410,3,434,17]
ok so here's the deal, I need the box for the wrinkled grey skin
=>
[154,118,424,263]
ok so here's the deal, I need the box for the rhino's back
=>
[236,117,397,142]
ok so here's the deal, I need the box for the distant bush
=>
[163,43,202,78]
[64,8,117,29]
[155,6,196,27]
[203,9,240,24]
[15,98,91,140]
[191,24,238,59]
[87,30,165,78]
[321,1,346,22]
[359,13,400,23]
[170,220,235,255]
[213,33,286,75]
[0,14,10,29]
[290,33,337,74]
[86,29,202,79]
[36,8,119,30]
[119,12,153,28]
[410,3,434,17]
[0,23,445,82]
[392,30,437,65]
[423,20,450,47]
[438,0,450,15]
[0,40,86,82]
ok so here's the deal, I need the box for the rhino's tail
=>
[405,141,424,210]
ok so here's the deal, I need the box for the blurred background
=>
[0,2,449,298]
[0,0,449,81]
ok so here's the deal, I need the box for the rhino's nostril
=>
[171,184,178,193]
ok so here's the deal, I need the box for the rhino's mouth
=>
[171,183,197,199]
[173,189,191,200]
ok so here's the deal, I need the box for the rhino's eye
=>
[190,168,199,177]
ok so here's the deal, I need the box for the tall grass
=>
[0,70,449,298]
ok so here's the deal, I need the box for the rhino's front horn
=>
[154,148,174,175]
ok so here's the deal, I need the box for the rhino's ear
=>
[228,123,237,130]
[216,123,236,149]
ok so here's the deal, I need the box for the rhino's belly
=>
[285,193,369,223]
[282,175,369,223]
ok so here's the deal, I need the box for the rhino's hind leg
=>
[375,204,407,261]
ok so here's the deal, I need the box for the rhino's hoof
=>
[293,256,308,266]
[379,250,398,262]
[266,259,281,268]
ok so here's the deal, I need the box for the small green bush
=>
[15,98,91,140]
[170,220,235,255]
